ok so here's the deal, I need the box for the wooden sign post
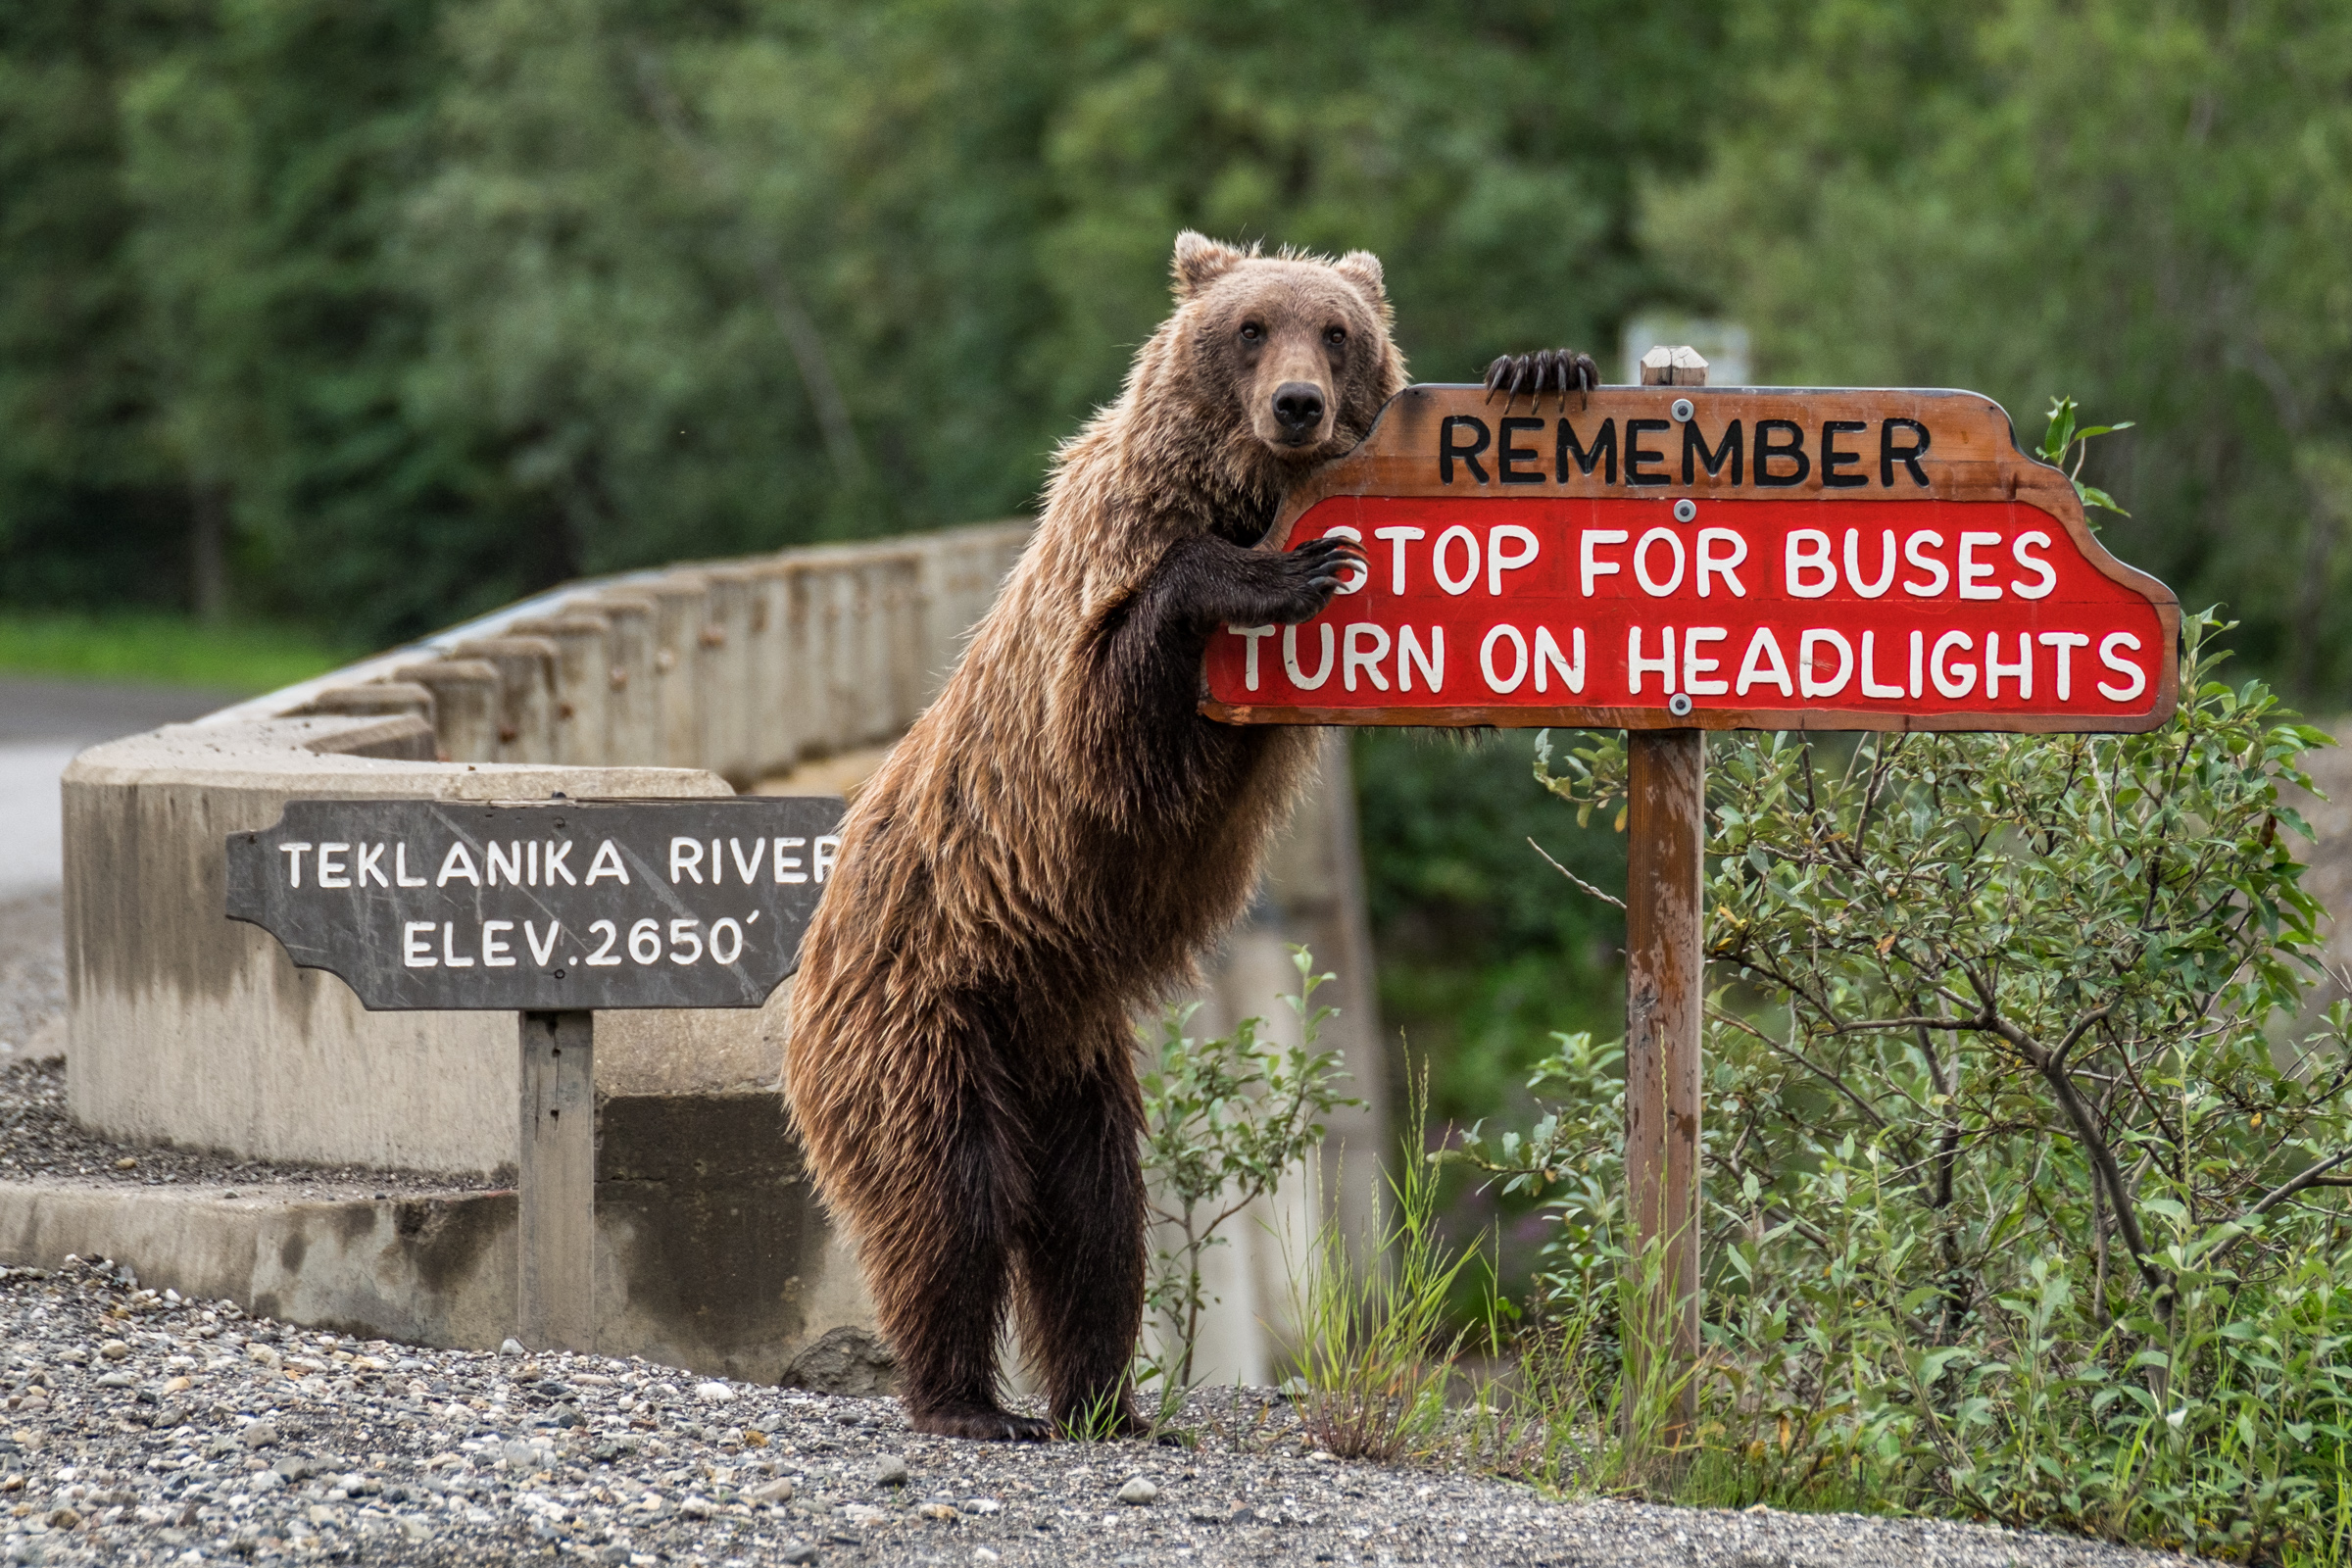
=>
[1203,352,2180,1444]
[226,796,843,1352]
[1624,345,1708,1439]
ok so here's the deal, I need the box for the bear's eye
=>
[1324,325,1348,347]
[1238,321,1263,343]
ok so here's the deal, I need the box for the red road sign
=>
[1203,385,2179,732]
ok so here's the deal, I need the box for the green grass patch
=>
[0,611,356,694]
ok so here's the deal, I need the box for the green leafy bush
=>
[1465,614,2352,1561]
[1136,948,1355,1403]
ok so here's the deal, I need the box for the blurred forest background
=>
[4,0,2348,1163]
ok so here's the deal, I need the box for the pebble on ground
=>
[0,1255,2202,1568]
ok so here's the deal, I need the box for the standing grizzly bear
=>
[785,232,1403,1439]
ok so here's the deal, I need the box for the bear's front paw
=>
[1246,534,1363,626]
[1485,348,1600,406]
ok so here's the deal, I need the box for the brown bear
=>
[784,232,1404,1440]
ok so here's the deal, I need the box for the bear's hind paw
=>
[908,1400,1052,1442]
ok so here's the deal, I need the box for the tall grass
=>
[1285,1067,1477,1463]
[1446,1236,1706,1496]
[1281,1069,1703,1486]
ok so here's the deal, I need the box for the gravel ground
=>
[0,1258,2198,1568]
[0,889,490,1200]
[0,1058,494,1200]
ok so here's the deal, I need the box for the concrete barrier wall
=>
[66,523,1033,1169]
[63,725,732,1172]
[58,519,1386,1384]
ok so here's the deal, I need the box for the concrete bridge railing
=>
[46,520,1384,1391]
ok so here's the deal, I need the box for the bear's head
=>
[1158,231,1406,492]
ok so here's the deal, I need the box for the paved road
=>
[0,677,242,897]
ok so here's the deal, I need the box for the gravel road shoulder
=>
[0,1258,2197,1568]
[0,1056,496,1200]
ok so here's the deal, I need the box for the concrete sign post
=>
[1203,355,2180,1444]
[226,795,844,1352]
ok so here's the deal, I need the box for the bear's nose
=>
[1271,382,1327,439]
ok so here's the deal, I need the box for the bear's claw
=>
[1485,349,1600,407]
[909,1401,1053,1442]
[1271,535,1364,620]
[1291,534,1365,586]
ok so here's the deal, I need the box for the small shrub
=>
[1135,947,1356,1410]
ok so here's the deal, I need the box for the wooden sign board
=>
[1202,385,2179,732]
[226,797,843,1010]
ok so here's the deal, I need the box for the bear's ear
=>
[1334,249,1386,306]
[1172,231,1247,299]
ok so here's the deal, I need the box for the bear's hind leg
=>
[870,1054,1049,1442]
[1015,1043,1150,1438]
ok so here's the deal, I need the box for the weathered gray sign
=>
[226,797,845,1010]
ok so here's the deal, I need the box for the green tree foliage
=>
[1643,0,2352,695]
[117,0,460,628]
[0,3,190,608]
[0,0,1729,647]
[400,0,876,598]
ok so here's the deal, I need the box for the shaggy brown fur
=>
[785,232,1406,1441]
